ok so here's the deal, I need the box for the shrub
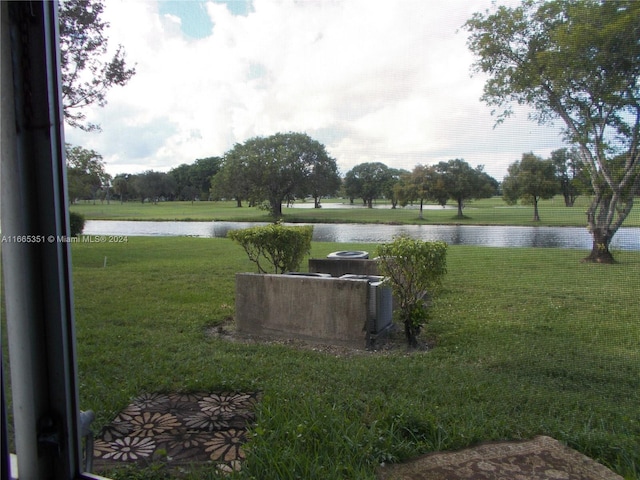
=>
[228,223,314,274]
[69,211,85,237]
[376,237,447,347]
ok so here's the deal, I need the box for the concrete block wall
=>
[235,273,370,347]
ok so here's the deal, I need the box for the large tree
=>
[59,0,135,131]
[343,162,393,208]
[465,0,640,263]
[502,153,558,222]
[220,133,337,217]
[436,159,498,218]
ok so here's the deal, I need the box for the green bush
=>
[376,237,447,347]
[228,223,314,274]
[69,211,86,237]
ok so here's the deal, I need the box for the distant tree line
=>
[66,146,221,204]
[61,0,639,264]
[67,135,594,221]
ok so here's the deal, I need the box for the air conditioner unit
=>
[340,274,393,335]
[284,272,332,277]
[327,250,369,259]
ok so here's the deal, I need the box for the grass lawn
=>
[70,195,640,228]
[68,237,640,479]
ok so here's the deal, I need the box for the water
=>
[285,201,453,210]
[83,220,640,251]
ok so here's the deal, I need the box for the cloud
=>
[64,0,567,180]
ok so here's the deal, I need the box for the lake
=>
[83,220,640,251]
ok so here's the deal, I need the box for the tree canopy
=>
[216,133,339,217]
[169,157,222,202]
[343,162,394,208]
[465,0,640,262]
[550,147,590,207]
[59,0,136,131]
[502,153,558,221]
[395,165,446,220]
[65,143,109,203]
[133,171,176,203]
[435,159,498,218]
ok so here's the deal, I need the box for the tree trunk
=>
[235,198,242,207]
[584,193,621,263]
[403,315,419,348]
[271,199,283,218]
[583,228,616,264]
[532,197,540,221]
[563,193,573,207]
[457,198,464,218]
[418,198,424,220]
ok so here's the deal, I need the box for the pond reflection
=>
[83,220,640,251]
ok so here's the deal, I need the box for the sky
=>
[64,0,570,181]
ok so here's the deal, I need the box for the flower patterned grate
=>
[92,391,259,474]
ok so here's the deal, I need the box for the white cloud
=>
[64,0,567,180]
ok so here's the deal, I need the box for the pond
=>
[83,220,640,251]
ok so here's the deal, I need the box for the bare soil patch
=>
[206,318,434,358]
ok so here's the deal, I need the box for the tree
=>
[169,157,221,201]
[219,133,336,217]
[191,157,222,200]
[396,165,447,220]
[112,173,135,203]
[551,148,590,207]
[435,159,498,218]
[211,148,254,207]
[168,164,193,201]
[65,143,108,203]
[465,0,640,262]
[343,162,393,208]
[502,153,558,221]
[302,153,341,209]
[133,171,176,203]
[382,168,409,209]
[59,0,136,131]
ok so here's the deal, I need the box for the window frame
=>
[1,2,108,479]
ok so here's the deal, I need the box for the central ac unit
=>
[340,274,393,335]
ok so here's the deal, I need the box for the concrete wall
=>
[308,258,380,277]
[235,273,370,347]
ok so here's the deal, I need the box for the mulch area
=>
[92,391,260,476]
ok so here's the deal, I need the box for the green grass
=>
[70,195,640,227]
[67,237,640,479]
